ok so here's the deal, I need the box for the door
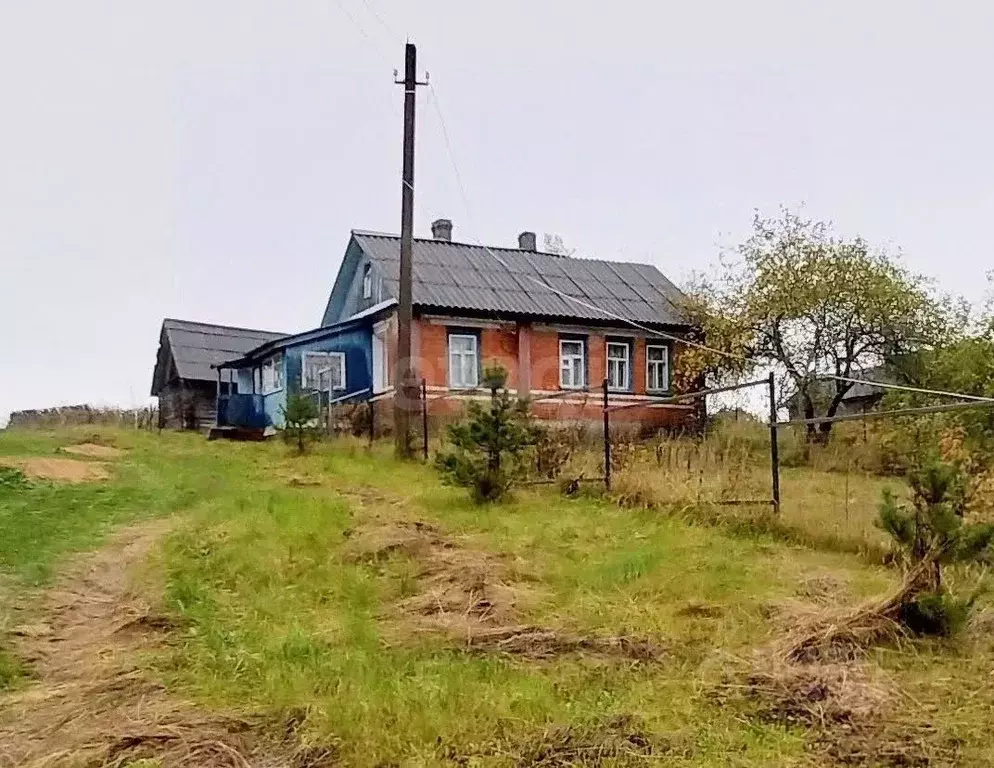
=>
[372,332,386,393]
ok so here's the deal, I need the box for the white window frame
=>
[361,264,372,299]
[302,351,346,391]
[646,344,670,392]
[559,338,586,389]
[448,333,479,389]
[606,340,631,392]
[261,352,285,395]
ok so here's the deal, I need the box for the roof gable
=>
[349,231,689,327]
[151,319,288,394]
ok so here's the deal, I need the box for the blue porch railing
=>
[217,394,266,429]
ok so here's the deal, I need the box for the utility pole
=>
[393,42,428,458]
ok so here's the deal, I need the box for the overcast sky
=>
[2,2,993,424]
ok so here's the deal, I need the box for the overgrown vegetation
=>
[0,466,30,493]
[684,208,960,440]
[434,364,539,501]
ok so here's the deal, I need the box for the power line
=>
[426,83,994,404]
[321,4,992,411]
[359,0,404,44]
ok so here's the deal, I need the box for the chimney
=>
[518,231,537,251]
[431,218,453,242]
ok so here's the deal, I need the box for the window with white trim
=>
[606,341,630,391]
[261,353,285,395]
[253,366,262,393]
[302,351,346,391]
[448,333,479,389]
[361,264,372,299]
[646,344,669,392]
[559,338,586,389]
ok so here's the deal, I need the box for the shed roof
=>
[353,231,690,327]
[151,319,287,393]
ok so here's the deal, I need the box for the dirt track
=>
[0,519,330,768]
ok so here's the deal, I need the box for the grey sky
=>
[2,1,993,424]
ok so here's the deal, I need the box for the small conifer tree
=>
[877,458,994,635]
[434,364,538,502]
[280,393,320,454]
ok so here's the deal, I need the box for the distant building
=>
[150,320,285,430]
[786,365,894,420]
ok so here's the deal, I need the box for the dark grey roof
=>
[151,319,287,393]
[843,372,893,401]
[353,232,689,326]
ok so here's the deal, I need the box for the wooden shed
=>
[150,319,286,430]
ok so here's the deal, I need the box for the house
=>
[213,300,396,433]
[150,319,286,430]
[156,220,702,434]
[786,365,895,420]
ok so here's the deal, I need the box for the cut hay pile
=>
[781,560,935,663]
[0,456,110,483]
[349,518,663,662]
[725,659,953,766]
[61,442,124,460]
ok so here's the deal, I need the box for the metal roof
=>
[151,319,287,392]
[217,300,397,370]
[352,232,689,327]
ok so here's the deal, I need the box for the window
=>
[646,345,669,392]
[448,333,479,389]
[361,264,372,299]
[559,338,586,389]
[303,351,346,391]
[253,366,262,393]
[261,353,284,394]
[606,341,630,391]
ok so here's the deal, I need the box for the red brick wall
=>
[414,319,519,388]
[632,338,646,395]
[416,320,448,387]
[406,317,694,433]
[481,327,519,388]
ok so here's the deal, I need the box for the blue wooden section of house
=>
[321,238,391,326]
[217,319,374,430]
[218,394,266,428]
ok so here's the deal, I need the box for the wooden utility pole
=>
[394,42,427,457]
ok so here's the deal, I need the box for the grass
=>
[604,425,906,560]
[4,426,994,763]
[152,438,904,765]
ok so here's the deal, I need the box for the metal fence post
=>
[603,378,611,491]
[368,399,375,445]
[768,372,781,514]
[421,378,429,461]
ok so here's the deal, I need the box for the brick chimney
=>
[431,218,453,241]
[518,231,537,251]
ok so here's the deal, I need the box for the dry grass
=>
[568,426,907,559]
[60,443,124,460]
[350,515,663,662]
[720,658,957,766]
[0,456,111,483]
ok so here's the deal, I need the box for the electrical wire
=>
[426,82,994,404]
[324,3,993,408]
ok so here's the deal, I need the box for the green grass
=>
[153,439,901,765]
[5,428,994,764]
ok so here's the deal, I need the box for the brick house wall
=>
[371,313,697,435]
